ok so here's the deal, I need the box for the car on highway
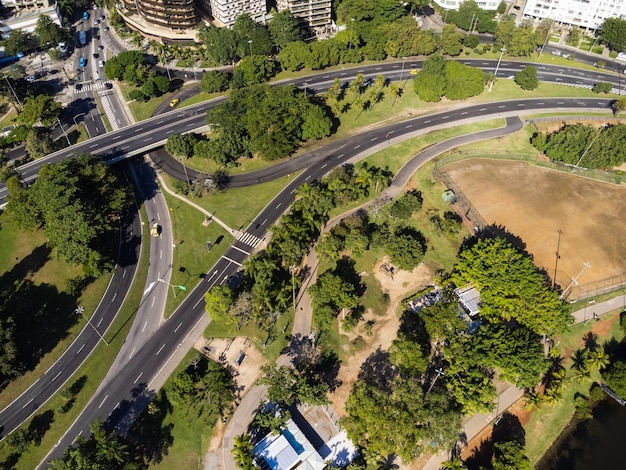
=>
[98,60,104,67]
[151,223,160,237]
[103,26,109,31]
[169,98,179,107]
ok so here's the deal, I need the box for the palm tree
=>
[376,454,400,470]
[389,83,403,107]
[587,349,610,372]
[231,434,255,470]
[440,457,467,470]
[523,390,543,411]
[544,385,564,406]
[572,366,592,384]
[571,349,589,371]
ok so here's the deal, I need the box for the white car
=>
[617,52,626,61]
[98,60,104,67]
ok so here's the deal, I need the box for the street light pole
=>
[575,125,605,167]
[303,81,308,97]
[489,46,506,92]
[289,265,296,314]
[3,75,22,111]
[538,19,553,59]
[72,113,90,138]
[158,278,187,298]
[426,367,444,394]
[179,156,192,194]
[248,39,253,56]
[75,306,109,346]
[400,56,407,89]
[349,18,355,49]
[57,117,71,146]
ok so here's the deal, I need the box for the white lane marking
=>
[174,322,183,332]
[134,372,143,384]
[424,120,431,123]
[151,297,155,308]
[157,212,161,221]
[370,137,377,141]
[354,145,361,149]
[143,138,152,142]
[276,202,282,209]
[157,120,164,124]
[261,218,267,225]
[166,130,173,134]
[112,135,121,140]
[122,269,126,278]
[111,292,117,302]
[338,153,344,158]
[156,344,165,355]
[291,188,296,194]
[97,317,103,327]
[321,163,327,168]
[232,245,251,255]
[121,146,129,150]
[479,108,487,111]
[23,398,34,409]
[517,103,525,106]
[142,321,148,332]
[129,347,136,359]
[441,115,450,119]
[52,371,62,382]
[89,144,98,149]
[136,127,143,131]
[305,175,311,181]
[77,343,85,354]
[461,112,468,115]
[160,249,162,259]
[222,255,242,267]
[98,395,108,408]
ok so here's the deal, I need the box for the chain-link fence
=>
[567,273,626,302]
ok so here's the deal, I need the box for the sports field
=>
[442,159,626,291]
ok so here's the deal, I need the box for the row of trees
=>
[414,56,485,102]
[1,15,68,57]
[531,123,626,169]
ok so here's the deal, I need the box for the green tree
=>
[385,226,426,271]
[268,10,303,49]
[233,13,273,57]
[231,434,255,470]
[204,284,236,322]
[277,41,310,71]
[614,97,626,115]
[515,65,539,90]
[566,26,582,47]
[233,55,277,87]
[257,364,329,406]
[200,70,230,93]
[451,237,570,335]
[3,29,32,56]
[603,359,626,397]
[309,271,360,314]
[440,24,465,56]
[25,127,54,159]
[35,15,65,48]
[18,94,62,127]
[444,61,485,100]
[198,25,238,64]
[165,133,200,159]
[600,18,626,50]
[301,105,333,141]
[493,440,531,470]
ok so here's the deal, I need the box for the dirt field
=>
[442,160,626,289]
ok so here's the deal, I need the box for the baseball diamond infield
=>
[440,159,626,293]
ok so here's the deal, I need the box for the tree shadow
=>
[464,437,493,470]
[357,347,397,391]
[583,331,599,352]
[28,409,55,446]
[128,389,175,464]
[492,412,525,446]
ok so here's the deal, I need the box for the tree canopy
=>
[17,95,62,127]
[414,56,484,102]
[600,18,626,51]
[6,154,131,275]
[451,237,570,335]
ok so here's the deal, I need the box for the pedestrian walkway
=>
[156,171,237,236]
[99,91,121,131]
[235,231,262,248]
[73,81,112,94]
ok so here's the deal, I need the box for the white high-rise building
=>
[276,0,332,31]
[432,0,500,10]
[205,0,267,27]
[523,0,626,31]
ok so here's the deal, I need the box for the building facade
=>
[121,0,199,30]
[276,0,331,31]
[203,0,266,27]
[432,0,500,10]
[522,0,626,30]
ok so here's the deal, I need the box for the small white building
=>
[523,0,626,31]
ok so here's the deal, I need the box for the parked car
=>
[79,57,86,67]
[617,52,626,61]
[98,60,104,67]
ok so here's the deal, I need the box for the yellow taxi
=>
[169,98,179,107]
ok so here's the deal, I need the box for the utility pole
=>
[575,125,605,168]
[289,265,296,314]
[489,46,506,92]
[75,306,109,346]
[426,368,444,394]
[57,117,71,146]
[553,229,563,288]
[179,156,192,194]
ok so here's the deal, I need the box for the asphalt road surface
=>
[37,96,615,466]
[1,58,623,205]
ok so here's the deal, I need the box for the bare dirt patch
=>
[327,259,436,420]
[442,160,626,288]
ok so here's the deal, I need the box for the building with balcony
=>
[522,0,626,31]
[276,0,331,31]
[201,0,267,27]
[121,0,199,30]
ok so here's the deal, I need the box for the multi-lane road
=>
[38,95,615,465]
[0,57,619,463]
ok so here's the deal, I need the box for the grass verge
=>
[0,204,151,469]
[159,184,233,318]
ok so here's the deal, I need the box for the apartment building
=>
[121,0,199,30]
[202,0,267,27]
[523,0,626,30]
[276,0,331,30]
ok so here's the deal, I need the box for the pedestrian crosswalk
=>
[99,92,120,131]
[73,81,112,94]
[237,232,262,248]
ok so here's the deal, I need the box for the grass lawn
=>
[0,215,112,409]
[0,205,151,469]
[143,350,217,469]
[162,171,299,231]
[160,185,234,318]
